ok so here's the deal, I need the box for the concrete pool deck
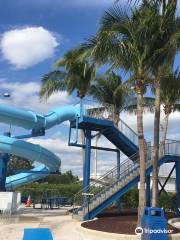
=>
[1,206,180,240]
[0,206,112,240]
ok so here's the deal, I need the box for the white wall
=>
[0,192,21,214]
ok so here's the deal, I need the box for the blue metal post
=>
[146,175,151,207]
[117,150,120,179]
[0,132,10,191]
[176,161,180,215]
[0,154,9,191]
[83,129,91,191]
[116,150,121,212]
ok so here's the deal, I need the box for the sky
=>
[0,0,179,177]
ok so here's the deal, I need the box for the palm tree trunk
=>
[113,107,121,213]
[79,97,86,177]
[152,81,161,207]
[114,113,120,127]
[113,106,120,127]
[94,134,101,179]
[161,110,170,153]
[137,91,146,226]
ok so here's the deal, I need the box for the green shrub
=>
[121,188,139,208]
[121,189,177,211]
[158,192,177,211]
[17,182,82,202]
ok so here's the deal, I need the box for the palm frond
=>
[124,96,155,113]
[40,70,67,101]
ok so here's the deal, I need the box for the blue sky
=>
[0,0,114,84]
[0,0,179,177]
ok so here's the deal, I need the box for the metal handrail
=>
[73,140,180,216]
[118,118,138,145]
[79,157,141,211]
[87,141,180,205]
[73,151,140,212]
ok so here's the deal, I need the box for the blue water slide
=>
[0,104,81,190]
[0,104,80,130]
[1,135,60,190]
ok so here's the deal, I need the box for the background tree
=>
[89,71,131,126]
[7,155,33,176]
[38,170,79,184]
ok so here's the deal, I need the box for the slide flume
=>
[0,104,80,190]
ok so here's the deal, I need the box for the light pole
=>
[2,92,12,135]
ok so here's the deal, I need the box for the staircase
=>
[77,116,140,157]
[73,140,180,221]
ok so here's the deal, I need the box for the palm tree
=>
[160,69,180,148]
[89,71,130,126]
[40,49,96,101]
[89,71,135,212]
[81,4,163,225]
[40,49,96,177]
[150,0,179,207]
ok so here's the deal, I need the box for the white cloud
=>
[120,107,180,142]
[0,79,72,113]
[27,135,118,176]
[0,27,58,69]
[28,137,83,175]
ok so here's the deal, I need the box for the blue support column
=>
[176,161,180,215]
[0,153,9,191]
[0,132,10,192]
[117,150,120,179]
[116,150,121,213]
[146,175,151,207]
[83,129,91,191]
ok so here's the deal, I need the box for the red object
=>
[26,195,31,207]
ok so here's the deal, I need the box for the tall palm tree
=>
[150,0,179,207]
[40,49,96,101]
[40,49,96,176]
[81,4,163,225]
[160,69,180,148]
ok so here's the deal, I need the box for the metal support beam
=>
[176,161,180,215]
[117,150,120,179]
[158,180,168,195]
[159,163,176,195]
[69,143,118,153]
[0,132,10,192]
[116,150,121,213]
[146,175,151,207]
[83,129,91,191]
[0,154,9,191]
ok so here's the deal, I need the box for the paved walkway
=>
[171,220,180,229]
[0,207,108,240]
